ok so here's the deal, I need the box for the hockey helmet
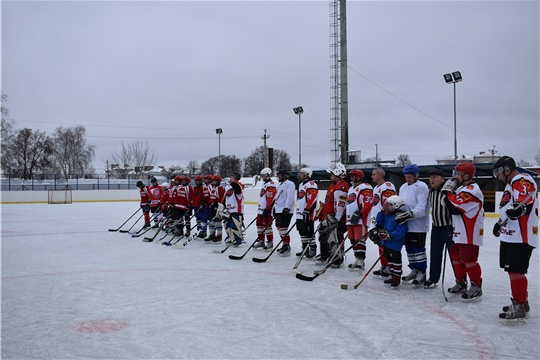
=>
[231,172,241,180]
[183,175,191,183]
[212,174,222,182]
[402,164,420,176]
[327,162,346,177]
[195,175,203,181]
[384,195,405,212]
[349,169,364,180]
[204,174,213,180]
[299,167,313,177]
[150,177,158,184]
[136,180,144,188]
[161,182,170,190]
[454,162,475,179]
[174,175,182,181]
[277,169,289,176]
[493,156,516,178]
[260,167,272,176]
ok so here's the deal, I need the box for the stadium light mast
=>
[293,106,304,168]
[216,128,223,175]
[443,71,462,162]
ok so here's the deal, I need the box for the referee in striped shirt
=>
[424,169,453,288]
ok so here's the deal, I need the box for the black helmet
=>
[493,156,516,171]
[150,177,158,183]
[277,169,289,176]
[231,172,241,180]
[136,180,144,188]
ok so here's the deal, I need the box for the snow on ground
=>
[1,202,539,359]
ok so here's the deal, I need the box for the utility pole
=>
[262,129,270,168]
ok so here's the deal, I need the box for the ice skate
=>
[253,241,265,250]
[423,279,437,289]
[277,243,291,256]
[499,298,528,324]
[448,280,468,294]
[348,258,365,273]
[263,241,273,251]
[461,281,482,302]
[402,269,419,284]
[503,298,530,319]
[412,271,426,288]
[373,265,391,279]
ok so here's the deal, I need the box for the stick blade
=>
[108,229,118,232]
[295,272,318,282]
[228,255,244,260]
[252,257,267,263]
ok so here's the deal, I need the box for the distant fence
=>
[0,174,169,192]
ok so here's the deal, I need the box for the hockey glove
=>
[506,202,527,220]
[282,208,291,216]
[395,210,414,225]
[262,208,271,218]
[493,220,503,237]
[302,209,310,222]
[441,178,458,193]
[378,229,391,241]
[350,210,361,225]
[367,227,381,244]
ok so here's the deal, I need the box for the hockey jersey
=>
[346,183,374,225]
[322,179,349,221]
[498,173,538,248]
[445,182,484,246]
[258,179,278,215]
[295,180,319,220]
[370,181,396,228]
[399,180,430,233]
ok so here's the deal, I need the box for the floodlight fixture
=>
[293,106,304,115]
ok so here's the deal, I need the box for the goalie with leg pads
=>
[223,172,245,246]
[315,162,349,263]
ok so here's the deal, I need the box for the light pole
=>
[443,71,462,162]
[216,128,223,175]
[293,106,304,168]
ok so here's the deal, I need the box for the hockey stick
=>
[108,208,140,231]
[296,236,352,282]
[119,213,145,233]
[228,218,275,260]
[341,255,382,290]
[252,222,296,263]
[156,207,203,245]
[441,242,448,302]
[292,223,323,274]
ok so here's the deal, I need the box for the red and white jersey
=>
[225,179,244,214]
[139,186,149,206]
[295,180,318,220]
[322,179,349,221]
[192,184,204,207]
[258,179,278,215]
[202,184,211,206]
[446,182,484,246]
[172,185,192,210]
[209,185,225,205]
[370,182,396,228]
[498,173,538,248]
[346,183,374,225]
[147,184,164,207]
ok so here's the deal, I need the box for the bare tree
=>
[105,141,157,179]
[52,125,95,179]
[535,151,540,166]
[243,146,293,175]
[200,156,220,176]
[186,160,199,175]
[273,149,292,172]
[517,159,533,167]
[9,128,54,179]
[396,154,412,166]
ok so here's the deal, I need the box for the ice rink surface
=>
[1,202,539,359]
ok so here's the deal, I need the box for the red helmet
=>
[349,169,364,180]
[183,175,191,182]
[195,175,203,181]
[212,174,222,182]
[174,175,182,181]
[455,162,476,178]
[204,174,213,180]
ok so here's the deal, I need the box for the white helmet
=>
[260,167,272,176]
[161,182,170,190]
[300,167,313,177]
[327,162,346,177]
[385,195,405,211]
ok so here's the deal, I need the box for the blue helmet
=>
[402,164,420,176]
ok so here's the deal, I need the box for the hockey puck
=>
[340,284,350,290]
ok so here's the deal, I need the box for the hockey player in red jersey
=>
[493,156,538,323]
[345,169,373,271]
[442,162,484,302]
[147,177,164,228]
[197,174,213,238]
[192,175,206,237]
[294,168,318,258]
[316,162,349,267]
[254,168,277,250]
[204,175,225,243]
[136,180,151,228]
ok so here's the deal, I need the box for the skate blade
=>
[461,296,482,303]
[499,318,527,325]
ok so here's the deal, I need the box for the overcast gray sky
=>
[2,0,539,173]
